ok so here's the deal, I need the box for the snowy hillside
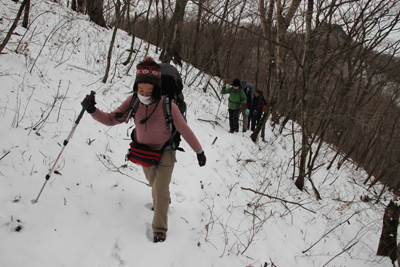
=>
[0,1,394,266]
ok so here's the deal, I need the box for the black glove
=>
[81,94,97,114]
[197,151,206,167]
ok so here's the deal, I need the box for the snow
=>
[0,0,394,266]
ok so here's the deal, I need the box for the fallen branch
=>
[198,118,217,123]
[96,153,150,186]
[322,241,358,267]
[0,151,11,161]
[302,212,359,253]
[241,187,316,213]
[198,118,220,128]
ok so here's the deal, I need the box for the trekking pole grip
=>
[76,90,95,124]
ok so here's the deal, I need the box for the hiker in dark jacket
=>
[249,89,266,131]
[239,80,253,132]
[221,79,247,133]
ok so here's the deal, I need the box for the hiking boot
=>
[153,232,166,243]
[229,129,234,133]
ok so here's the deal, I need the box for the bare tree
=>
[22,0,30,28]
[122,10,146,66]
[160,0,189,65]
[0,0,29,54]
[87,0,106,27]
[377,198,400,265]
[71,0,77,11]
[103,0,128,83]
[77,0,86,13]
[250,0,275,142]
[295,0,313,191]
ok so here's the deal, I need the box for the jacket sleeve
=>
[171,102,202,152]
[221,86,232,94]
[248,94,253,110]
[91,95,133,126]
[261,96,267,112]
[262,96,267,105]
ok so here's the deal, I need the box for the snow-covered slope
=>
[0,1,393,266]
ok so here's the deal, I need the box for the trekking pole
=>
[215,83,227,122]
[215,95,223,122]
[32,91,96,204]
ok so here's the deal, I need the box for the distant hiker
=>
[221,79,247,133]
[81,57,206,243]
[239,80,253,132]
[249,89,266,131]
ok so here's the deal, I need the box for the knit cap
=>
[232,79,241,87]
[135,57,162,90]
[255,89,263,95]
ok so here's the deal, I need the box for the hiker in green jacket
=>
[221,79,247,133]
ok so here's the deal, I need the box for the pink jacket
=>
[91,95,202,152]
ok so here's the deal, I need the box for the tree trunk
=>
[77,0,86,13]
[295,0,313,191]
[71,0,77,11]
[251,0,275,142]
[191,0,204,66]
[22,0,30,28]
[102,0,126,83]
[0,0,28,54]
[123,11,143,66]
[377,199,400,265]
[87,0,106,27]
[160,0,189,65]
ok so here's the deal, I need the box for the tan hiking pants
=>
[142,150,176,234]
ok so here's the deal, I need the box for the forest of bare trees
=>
[3,0,400,262]
[126,0,400,198]
[120,1,400,260]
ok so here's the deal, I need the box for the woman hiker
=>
[81,57,206,243]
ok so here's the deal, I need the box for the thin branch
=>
[241,187,316,213]
[0,151,11,161]
[322,241,358,267]
[96,153,150,186]
[302,212,359,253]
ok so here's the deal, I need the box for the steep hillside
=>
[0,1,394,266]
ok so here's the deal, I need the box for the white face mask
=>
[137,94,153,105]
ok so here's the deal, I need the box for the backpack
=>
[126,63,186,152]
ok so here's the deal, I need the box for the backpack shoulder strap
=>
[162,96,185,152]
[125,96,140,123]
[162,97,173,131]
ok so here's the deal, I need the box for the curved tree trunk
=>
[377,199,400,265]
[87,0,106,27]
[160,0,189,65]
